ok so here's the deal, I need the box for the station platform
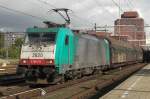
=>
[101,64,150,99]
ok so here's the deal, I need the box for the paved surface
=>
[101,64,150,99]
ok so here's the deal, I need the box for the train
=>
[16,23,143,84]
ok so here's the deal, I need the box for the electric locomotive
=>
[17,25,72,83]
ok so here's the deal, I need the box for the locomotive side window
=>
[65,35,69,45]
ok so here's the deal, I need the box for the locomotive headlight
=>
[46,59,54,64]
[21,59,28,64]
[50,60,53,64]
[23,60,27,64]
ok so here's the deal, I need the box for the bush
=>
[0,48,6,58]
[8,38,23,59]
[0,38,23,59]
[8,45,20,58]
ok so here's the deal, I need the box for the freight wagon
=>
[104,37,143,67]
[17,26,143,84]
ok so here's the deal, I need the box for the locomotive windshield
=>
[25,32,56,44]
[41,33,56,43]
[28,33,40,43]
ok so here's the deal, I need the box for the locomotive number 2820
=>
[32,53,43,57]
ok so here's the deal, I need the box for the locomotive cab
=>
[20,28,56,66]
[17,27,75,84]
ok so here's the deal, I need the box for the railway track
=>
[0,63,146,99]
[0,74,25,85]
[0,83,31,98]
[0,64,25,85]
[0,71,26,98]
[0,75,27,98]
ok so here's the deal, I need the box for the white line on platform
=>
[121,76,142,98]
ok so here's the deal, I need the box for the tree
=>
[0,33,4,48]
[14,38,23,48]
[0,48,6,58]
[8,38,23,59]
[0,33,5,58]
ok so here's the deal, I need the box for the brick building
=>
[114,11,146,46]
[110,35,129,42]
[95,32,112,37]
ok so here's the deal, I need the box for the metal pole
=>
[118,0,121,41]
[6,32,8,60]
[94,23,97,32]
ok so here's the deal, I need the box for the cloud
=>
[105,6,118,14]
[0,0,149,33]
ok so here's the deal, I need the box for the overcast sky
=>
[0,0,150,36]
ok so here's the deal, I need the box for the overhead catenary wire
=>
[94,0,116,20]
[36,0,57,9]
[0,3,46,21]
[36,0,94,23]
[125,0,150,37]
[35,0,95,27]
[93,0,121,32]
[29,0,125,30]
[0,0,93,29]
[127,0,136,10]
[129,1,149,37]
[70,13,94,25]
[0,0,94,30]
[26,0,51,11]
[111,0,124,13]
[124,0,133,11]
